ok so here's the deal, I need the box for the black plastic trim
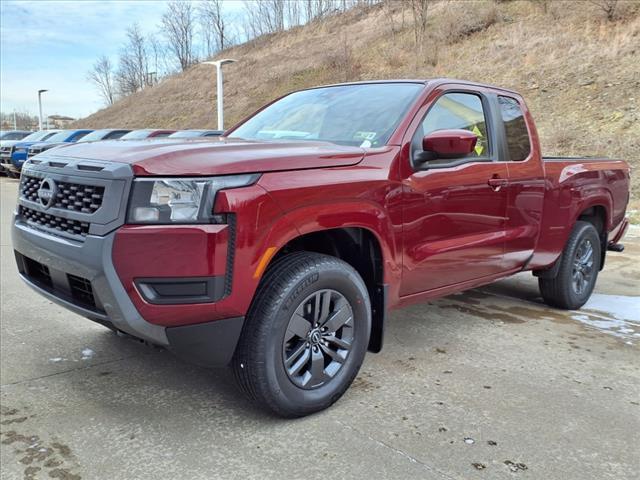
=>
[166,316,245,366]
[223,213,236,296]
[135,276,225,305]
[368,283,388,353]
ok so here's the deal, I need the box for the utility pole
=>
[201,59,237,131]
[13,111,17,130]
[37,89,48,130]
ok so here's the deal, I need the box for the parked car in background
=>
[167,129,223,138]
[0,130,60,176]
[76,129,131,143]
[27,129,93,159]
[120,129,176,140]
[0,130,32,141]
[0,131,33,175]
[11,80,630,417]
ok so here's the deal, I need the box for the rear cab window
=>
[498,96,531,161]
[106,131,128,140]
[70,131,89,142]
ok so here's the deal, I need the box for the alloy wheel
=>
[572,238,594,295]
[282,289,354,389]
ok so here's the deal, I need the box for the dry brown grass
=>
[75,0,639,199]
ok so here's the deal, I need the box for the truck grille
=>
[67,274,98,309]
[19,254,53,288]
[15,252,102,313]
[28,147,44,157]
[19,205,90,237]
[20,174,105,213]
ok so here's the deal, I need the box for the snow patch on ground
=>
[572,294,640,343]
[583,294,640,321]
[81,348,95,360]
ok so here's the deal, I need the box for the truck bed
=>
[530,157,630,269]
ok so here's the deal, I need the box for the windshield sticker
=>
[354,131,377,141]
[360,140,372,148]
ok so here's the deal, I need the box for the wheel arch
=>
[258,223,390,354]
[275,226,387,353]
[576,203,608,270]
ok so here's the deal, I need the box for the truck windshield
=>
[77,130,117,142]
[169,130,209,138]
[20,131,56,142]
[121,130,153,139]
[229,83,423,147]
[44,130,73,142]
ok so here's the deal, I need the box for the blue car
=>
[27,129,93,160]
[0,130,59,176]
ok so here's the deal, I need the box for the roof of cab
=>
[301,78,521,96]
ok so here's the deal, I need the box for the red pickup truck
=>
[12,79,630,417]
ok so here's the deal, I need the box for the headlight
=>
[127,174,260,224]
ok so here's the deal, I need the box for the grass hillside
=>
[76,0,640,204]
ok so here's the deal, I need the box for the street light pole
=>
[202,59,236,131]
[37,89,48,131]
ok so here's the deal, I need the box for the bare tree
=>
[115,24,150,95]
[409,0,429,53]
[0,111,38,130]
[286,0,302,27]
[162,0,197,71]
[302,0,334,23]
[147,33,170,79]
[199,0,228,57]
[87,55,116,105]
[589,0,618,21]
[244,0,286,36]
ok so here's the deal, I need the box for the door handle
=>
[487,176,508,191]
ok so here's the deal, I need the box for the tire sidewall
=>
[562,223,601,307]
[262,260,371,415]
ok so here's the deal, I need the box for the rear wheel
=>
[539,221,601,309]
[232,252,371,417]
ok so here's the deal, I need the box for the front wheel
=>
[232,252,371,417]
[539,221,601,310]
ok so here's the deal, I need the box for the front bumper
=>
[0,154,15,172]
[11,157,248,366]
[12,220,245,365]
[12,220,169,345]
[8,152,27,171]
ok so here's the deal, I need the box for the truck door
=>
[495,95,545,270]
[400,88,510,296]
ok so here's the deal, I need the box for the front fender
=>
[277,199,399,281]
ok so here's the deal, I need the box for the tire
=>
[232,252,371,417]
[539,221,601,310]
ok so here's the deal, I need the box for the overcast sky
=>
[0,0,244,120]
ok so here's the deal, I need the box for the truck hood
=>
[30,141,67,149]
[45,138,365,176]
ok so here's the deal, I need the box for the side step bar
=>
[607,217,628,253]
[607,243,624,252]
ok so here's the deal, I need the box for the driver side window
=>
[413,92,490,164]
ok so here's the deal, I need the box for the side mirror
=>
[419,129,478,161]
